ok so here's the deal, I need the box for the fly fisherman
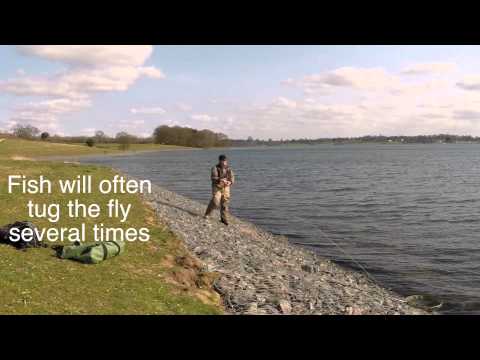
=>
[204,155,235,225]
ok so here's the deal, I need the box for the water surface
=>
[81,144,480,314]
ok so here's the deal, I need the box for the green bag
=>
[59,241,125,264]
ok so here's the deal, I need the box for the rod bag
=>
[59,241,125,264]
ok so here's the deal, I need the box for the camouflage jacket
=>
[211,165,235,187]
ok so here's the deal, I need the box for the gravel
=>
[142,182,428,315]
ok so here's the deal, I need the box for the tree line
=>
[8,124,230,149]
[152,125,229,147]
[9,124,480,148]
[229,134,480,146]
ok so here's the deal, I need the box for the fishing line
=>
[289,214,411,303]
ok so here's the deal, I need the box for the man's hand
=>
[220,179,231,187]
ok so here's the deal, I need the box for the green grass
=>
[93,143,192,152]
[0,138,191,160]
[0,159,222,314]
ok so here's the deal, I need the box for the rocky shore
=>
[143,182,428,315]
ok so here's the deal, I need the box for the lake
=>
[80,143,480,314]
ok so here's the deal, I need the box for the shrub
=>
[13,124,40,139]
[116,131,133,151]
[86,138,95,147]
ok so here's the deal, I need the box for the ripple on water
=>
[80,143,480,314]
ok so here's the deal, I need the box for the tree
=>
[116,131,133,150]
[40,132,50,141]
[216,132,230,147]
[94,130,107,143]
[86,138,95,147]
[153,125,230,148]
[153,125,171,145]
[13,124,40,139]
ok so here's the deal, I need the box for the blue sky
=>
[1,45,480,139]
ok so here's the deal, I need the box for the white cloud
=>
[457,75,480,91]
[293,67,402,94]
[175,102,192,112]
[273,97,297,109]
[161,120,190,127]
[117,119,146,128]
[4,48,478,139]
[0,65,164,99]
[130,107,166,115]
[401,62,457,75]
[61,66,164,92]
[191,114,217,122]
[228,64,480,139]
[0,45,164,133]
[16,45,154,67]
[281,78,295,86]
[222,69,480,139]
[79,128,96,136]
[389,79,450,96]
[5,46,164,99]
[453,110,480,120]
[0,75,79,98]
[7,97,93,133]
[138,66,164,79]
[105,119,152,137]
[19,98,92,114]
[8,113,60,133]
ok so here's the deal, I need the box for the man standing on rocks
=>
[204,154,235,225]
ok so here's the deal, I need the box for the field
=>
[0,138,191,160]
[93,143,191,152]
[0,140,221,314]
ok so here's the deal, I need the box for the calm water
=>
[81,144,480,314]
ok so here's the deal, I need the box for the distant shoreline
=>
[226,141,480,148]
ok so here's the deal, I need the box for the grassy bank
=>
[0,142,222,314]
[0,138,191,160]
[93,143,191,152]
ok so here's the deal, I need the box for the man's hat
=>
[219,154,227,161]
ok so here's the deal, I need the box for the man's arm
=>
[228,169,235,185]
[211,167,220,184]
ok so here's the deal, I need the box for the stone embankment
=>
[143,183,427,315]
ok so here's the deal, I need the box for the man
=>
[204,154,235,225]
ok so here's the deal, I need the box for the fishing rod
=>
[289,214,383,286]
[288,215,454,310]
[286,214,424,307]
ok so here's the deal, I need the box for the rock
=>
[301,264,314,273]
[245,302,258,314]
[405,295,442,310]
[261,304,280,314]
[193,246,206,255]
[345,306,363,315]
[278,300,292,314]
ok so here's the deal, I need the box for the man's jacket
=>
[211,165,235,188]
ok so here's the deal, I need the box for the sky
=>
[2,45,480,140]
